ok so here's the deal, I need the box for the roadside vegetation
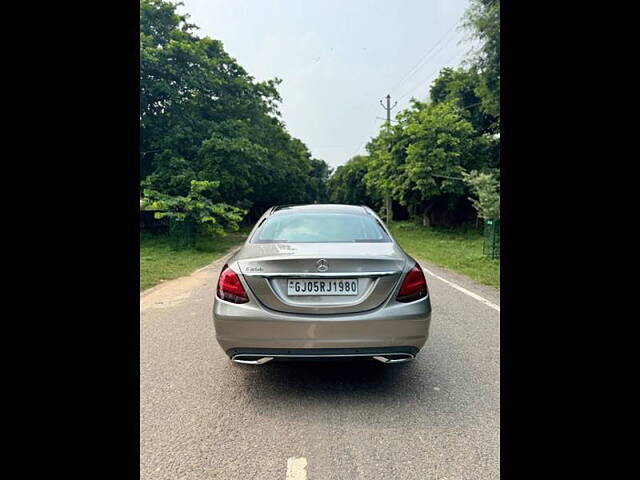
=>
[390,222,499,288]
[140,0,331,231]
[140,229,249,291]
[139,0,500,290]
[328,0,500,229]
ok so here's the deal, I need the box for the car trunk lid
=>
[236,243,406,314]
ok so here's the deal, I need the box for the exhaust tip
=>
[232,355,274,365]
[373,353,414,364]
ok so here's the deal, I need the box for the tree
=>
[140,0,329,226]
[328,155,380,208]
[402,101,480,226]
[429,67,497,135]
[305,159,332,204]
[343,0,500,228]
[141,180,246,248]
[462,170,500,220]
[462,0,500,120]
[364,121,410,218]
[363,98,491,226]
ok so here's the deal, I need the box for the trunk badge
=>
[316,259,329,272]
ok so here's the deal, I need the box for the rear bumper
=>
[213,295,431,353]
[227,346,419,364]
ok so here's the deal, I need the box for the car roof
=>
[269,204,372,216]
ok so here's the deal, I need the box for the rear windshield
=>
[251,213,391,243]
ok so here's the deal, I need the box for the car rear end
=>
[213,205,431,364]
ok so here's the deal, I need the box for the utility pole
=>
[379,94,397,225]
[380,94,397,126]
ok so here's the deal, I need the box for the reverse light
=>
[396,263,428,303]
[216,264,249,304]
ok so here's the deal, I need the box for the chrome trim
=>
[232,356,274,365]
[242,271,398,278]
[372,354,414,364]
[231,353,415,364]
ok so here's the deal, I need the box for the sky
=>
[178,0,473,169]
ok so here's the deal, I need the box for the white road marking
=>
[286,457,307,480]
[420,265,500,312]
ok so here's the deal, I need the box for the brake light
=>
[396,263,428,302]
[217,264,249,304]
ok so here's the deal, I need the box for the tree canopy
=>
[462,0,500,120]
[327,155,380,208]
[327,0,500,227]
[141,0,499,232]
[140,0,331,228]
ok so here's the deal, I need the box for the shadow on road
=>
[229,358,449,426]
[238,359,414,392]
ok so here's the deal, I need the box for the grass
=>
[140,228,249,291]
[389,221,500,288]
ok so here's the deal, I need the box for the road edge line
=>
[420,264,500,312]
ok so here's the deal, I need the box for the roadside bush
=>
[141,180,246,249]
[462,170,500,220]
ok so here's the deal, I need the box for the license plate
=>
[287,278,358,296]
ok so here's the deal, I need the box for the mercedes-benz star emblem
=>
[316,259,329,272]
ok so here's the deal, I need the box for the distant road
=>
[140,251,500,479]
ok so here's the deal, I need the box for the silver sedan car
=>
[213,204,431,365]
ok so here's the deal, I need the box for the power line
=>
[389,0,497,103]
[347,99,485,165]
[395,47,467,103]
[347,0,497,168]
[387,23,459,96]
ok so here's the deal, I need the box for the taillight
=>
[396,263,428,303]
[216,264,249,304]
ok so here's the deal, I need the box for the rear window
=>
[251,213,391,243]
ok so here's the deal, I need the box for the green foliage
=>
[429,67,497,135]
[363,99,494,224]
[305,158,333,204]
[140,0,500,239]
[390,221,499,288]
[141,180,246,237]
[328,155,380,207]
[140,228,249,290]
[462,0,500,120]
[140,0,329,222]
[355,0,500,227]
[403,101,477,200]
[365,126,407,205]
[462,170,500,220]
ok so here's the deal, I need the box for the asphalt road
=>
[140,249,500,480]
